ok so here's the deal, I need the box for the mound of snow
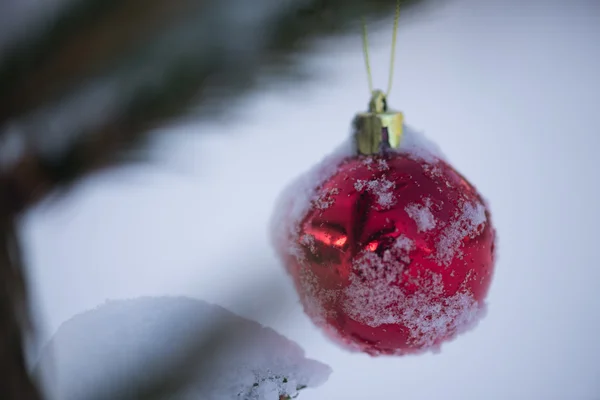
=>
[36,297,331,400]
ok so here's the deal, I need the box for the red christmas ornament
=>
[271,91,496,356]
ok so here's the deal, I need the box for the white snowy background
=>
[20,0,600,399]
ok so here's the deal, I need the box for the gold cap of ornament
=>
[354,0,403,155]
[354,90,404,155]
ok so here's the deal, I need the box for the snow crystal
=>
[390,235,416,264]
[342,237,484,352]
[36,297,331,400]
[394,235,415,252]
[396,124,446,163]
[299,233,317,255]
[377,158,389,171]
[354,180,365,190]
[405,198,436,232]
[298,267,339,326]
[436,200,487,266]
[354,175,396,209]
[313,187,339,210]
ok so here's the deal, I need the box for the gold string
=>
[361,16,374,94]
[361,0,401,97]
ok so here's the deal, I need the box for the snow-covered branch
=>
[37,297,331,400]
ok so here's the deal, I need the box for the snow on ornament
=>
[270,89,496,356]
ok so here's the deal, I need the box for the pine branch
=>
[0,0,429,199]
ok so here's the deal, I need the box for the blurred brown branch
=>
[0,0,432,398]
